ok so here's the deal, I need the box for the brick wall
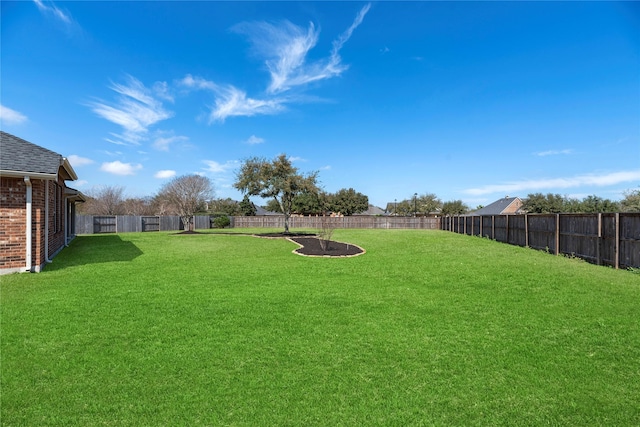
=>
[0,176,69,273]
[0,177,28,271]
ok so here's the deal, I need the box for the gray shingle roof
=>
[470,197,521,216]
[0,131,76,179]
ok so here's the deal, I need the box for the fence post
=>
[525,214,529,247]
[597,213,602,266]
[492,215,495,239]
[614,212,620,270]
[555,214,560,256]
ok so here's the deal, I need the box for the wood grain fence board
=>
[443,213,640,269]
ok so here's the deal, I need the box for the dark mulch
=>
[289,237,364,257]
[256,232,316,238]
[174,230,203,235]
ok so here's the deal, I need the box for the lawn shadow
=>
[46,234,143,270]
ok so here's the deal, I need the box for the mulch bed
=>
[288,237,365,257]
[175,230,365,257]
[253,232,364,257]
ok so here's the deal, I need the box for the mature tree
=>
[239,195,257,216]
[292,190,326,215]
[416,193,442,215]
[330,188,369,216]
[81,185,126,215]
[579,195,619,213]
[620,189,640,212]
[158,174,214,231]
[264,199,283,213]
[210,198,242,216]
[234,154,319,233]
[121,197,154,215]
[441,200,469,216]
[522,193,567,213]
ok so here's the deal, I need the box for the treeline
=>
[521,191,640,214]
[78,184,640,217]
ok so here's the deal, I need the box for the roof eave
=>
[0,170,58,180]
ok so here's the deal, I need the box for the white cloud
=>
[463,170,640,196]
[180,75,285,122]
[534,149,573,157]
[246,135,265,145]
[203,159,238,173]
[88,75,173,145]
[67,154,94,167]
[33,0,72,24]
[233,3,370,95]
[0,105,28,125]
[74,180,88,187]
[154,170,176,179]
[153,134,188,151]
[288,156,306,162]
[100,160,142,176]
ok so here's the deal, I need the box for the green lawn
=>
[1,229,639,426]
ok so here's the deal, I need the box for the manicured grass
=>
[1,229,639,425]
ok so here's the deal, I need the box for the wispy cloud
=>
[288,156,306,163]
[154,170,176,179]
[245,135,265,145]
[233,3,370,95]
[180,75,285,122]
[0,105,28,125]
[153,134,188,151]
[202,159,239,173]
[67,154,94,167]
[534,149,573,157]
[88,75,173,145]
[100,160,143,176]
[463,170,640,196]
[33,0,72,25]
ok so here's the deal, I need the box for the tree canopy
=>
[234,154,319,233]
[329,188,369,216]
[158,174,214,231]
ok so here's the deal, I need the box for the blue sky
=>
[2,1,639,208]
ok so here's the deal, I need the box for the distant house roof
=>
[470,196,523,216]
[0,131,77,180]
[255,206,282,216]
[354,205,387,216]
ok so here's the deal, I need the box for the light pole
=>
[394,199,397,216]
[414,193,418,217]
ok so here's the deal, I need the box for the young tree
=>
[330,188,369,216]
[234,154,319,233]
[158,174,214,231]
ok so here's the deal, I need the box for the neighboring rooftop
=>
[469,196,523,216]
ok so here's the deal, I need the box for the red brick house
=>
[0,131,85,274]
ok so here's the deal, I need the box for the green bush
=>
[212,215,231,228]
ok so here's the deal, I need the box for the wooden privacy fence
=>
[76,214,441,234]
[231,216,441,230]
[76,215,212,234]
[442,213,640,269]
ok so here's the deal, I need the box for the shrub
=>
[212,215,231,228]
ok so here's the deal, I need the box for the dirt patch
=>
[173,230,203,235]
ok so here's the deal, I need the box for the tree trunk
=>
[283,211,290,234]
